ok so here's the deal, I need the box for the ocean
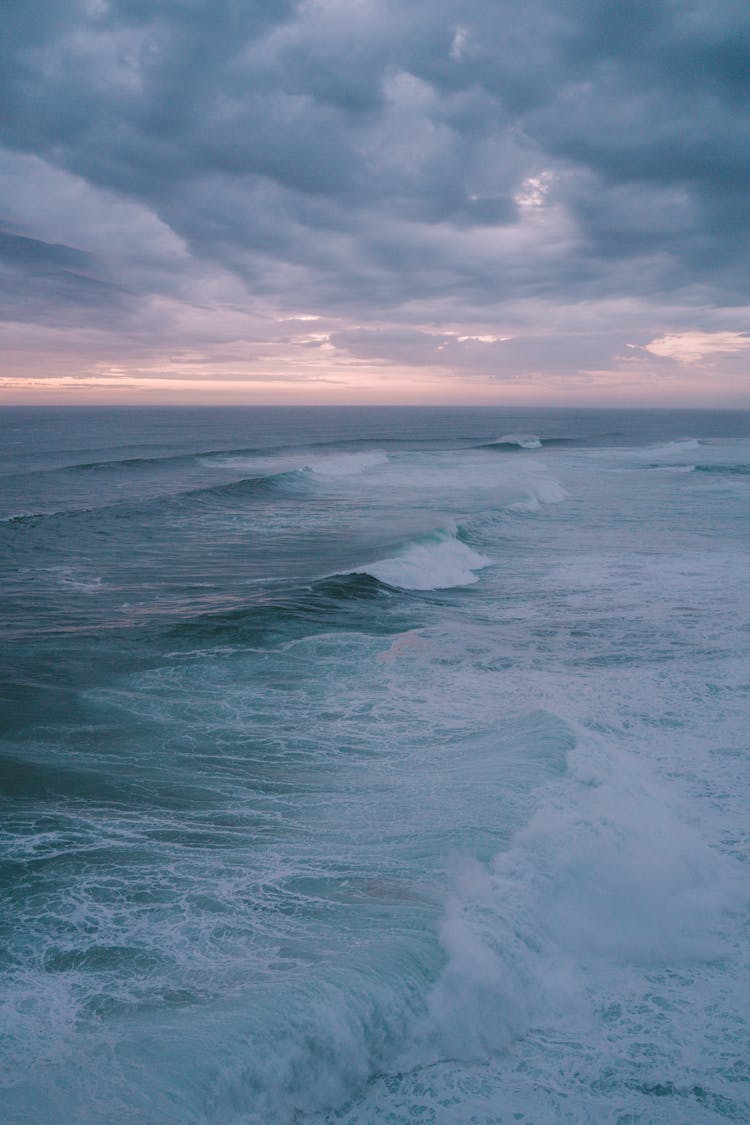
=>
[1,406,749,1124]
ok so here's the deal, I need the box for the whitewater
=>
[1,406,749,1124]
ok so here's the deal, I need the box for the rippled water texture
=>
[1,407,749,1123]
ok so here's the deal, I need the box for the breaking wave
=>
[352,529,491,590]
[490,433,543,449]
[477,436,578,452]
[507,476,569,511]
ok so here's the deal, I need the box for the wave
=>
[168,559,458,649]
[507,476,569,511]
[652,438,703,452]
[10,447,237,477]
[53,445,288,475]
[165,573,401,650]
[693,463,750,477]
[338,713,747,1122]
[477,436,579,452]
[0,470,303,530]
[69,453,198,473]
[177,469,305,504]
[351,529,491,590]
[417,732,741,1062]
[488,433,542,449]
[640,439,703,464]
[8,439,390,480]
[213,450,389,478]
[1,506,95,527]
[304,450,388,477]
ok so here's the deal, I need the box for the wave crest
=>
[489,433,542,449]
[354,530,491,590]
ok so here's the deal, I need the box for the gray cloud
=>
[1,0,748,392]
[0,226,136,324]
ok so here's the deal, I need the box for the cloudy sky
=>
[2,0,749,404]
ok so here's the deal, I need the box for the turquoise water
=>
[1,407,749,1123]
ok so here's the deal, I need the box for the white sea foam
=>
[358,530,491,589]
[301,501,750,1122]
[420,730,742,1062]
[324,667,750,1120]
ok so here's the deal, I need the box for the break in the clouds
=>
[1,0,749,402]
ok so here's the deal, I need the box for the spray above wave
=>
[351,529,491,590]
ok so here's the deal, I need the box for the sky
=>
[1,0,749,406]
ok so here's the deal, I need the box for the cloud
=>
[644,331,750,364]
[0,0,748,399]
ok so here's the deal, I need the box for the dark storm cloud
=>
[1,0,748,375]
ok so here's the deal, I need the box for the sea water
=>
[1,406,749,1123]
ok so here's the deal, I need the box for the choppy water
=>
[1,406,749,1124]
